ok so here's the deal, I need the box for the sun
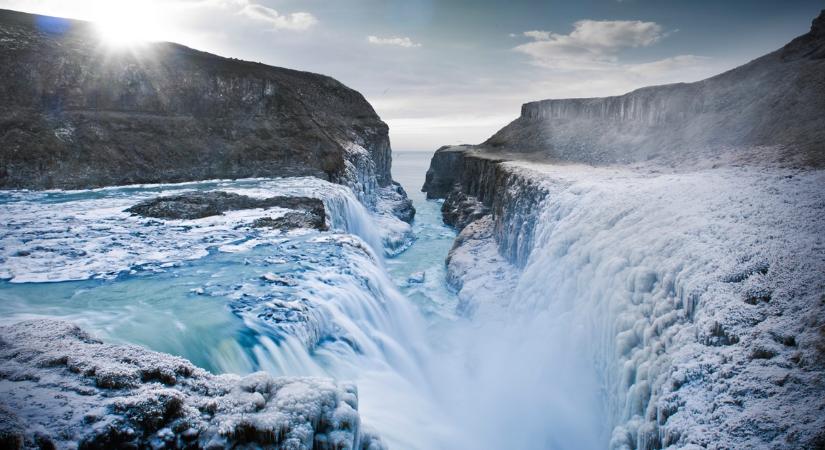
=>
[90,2,172,48]
[95,20,151,48]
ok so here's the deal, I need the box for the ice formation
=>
[0,319,385,449]
[442,161,825,448]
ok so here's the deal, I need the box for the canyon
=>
[1,6,824,450]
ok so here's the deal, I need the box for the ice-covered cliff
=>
[0,8,410,214]
[423,10,825,450]
[478,10,825,169]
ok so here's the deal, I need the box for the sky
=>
[1,0,822,150]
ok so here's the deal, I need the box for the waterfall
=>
[5,154,820,449]
[441,162,825,449]
[322,189,385,256]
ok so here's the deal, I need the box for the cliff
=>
[424,10,825,187]
[0,9,393,194]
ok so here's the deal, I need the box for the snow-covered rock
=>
[0,319,385,450]
[439,161,825,449]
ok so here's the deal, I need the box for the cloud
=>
[238,3,317,31]
[514,20,665,69]
[367,35,421,48]
[628,54,710,76]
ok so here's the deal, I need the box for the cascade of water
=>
[322,190,386,256]
[0,175,438,447]
[437,161,825,449]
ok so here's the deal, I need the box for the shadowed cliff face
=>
[0,9,393,191]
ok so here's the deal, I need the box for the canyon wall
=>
[0,9,394,200]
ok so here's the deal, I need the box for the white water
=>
[0,169,452,448]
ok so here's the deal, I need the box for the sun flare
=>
[90,2,172,48]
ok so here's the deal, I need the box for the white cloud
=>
[522,30,553,41]
[367,35,421,48]
[238,3,317,31]
[566,20,663,48]
[628,54,710,76]
[514,20,665,69]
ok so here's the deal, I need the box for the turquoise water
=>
[386,151,459,320]
[0,152,455,370]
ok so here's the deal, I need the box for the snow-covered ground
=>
[445,161,825,448]
[0,319,385,449]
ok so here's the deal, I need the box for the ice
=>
[0,175,431,449]
[0,319,385,449]
[0,177,412,283]
[444,162,825,448]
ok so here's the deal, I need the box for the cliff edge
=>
[424,9,825,196]
[0,9,394,195]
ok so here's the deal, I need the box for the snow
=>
[444,161,825,449]
[0,177,412,283]
[0,319,385,449]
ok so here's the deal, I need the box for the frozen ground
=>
[445,161,825,449]
[0,319,385,449]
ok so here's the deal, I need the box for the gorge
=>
[2,7,825,450]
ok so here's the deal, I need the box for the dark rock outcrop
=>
[0,9,393,192]
[378,182,416,223]
[0,319,385,449]
[251,211,327,231]
[422,145,472,199]
[441,190,489,230]
[125,191,327,230]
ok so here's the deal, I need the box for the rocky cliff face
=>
[0,9,394,200]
